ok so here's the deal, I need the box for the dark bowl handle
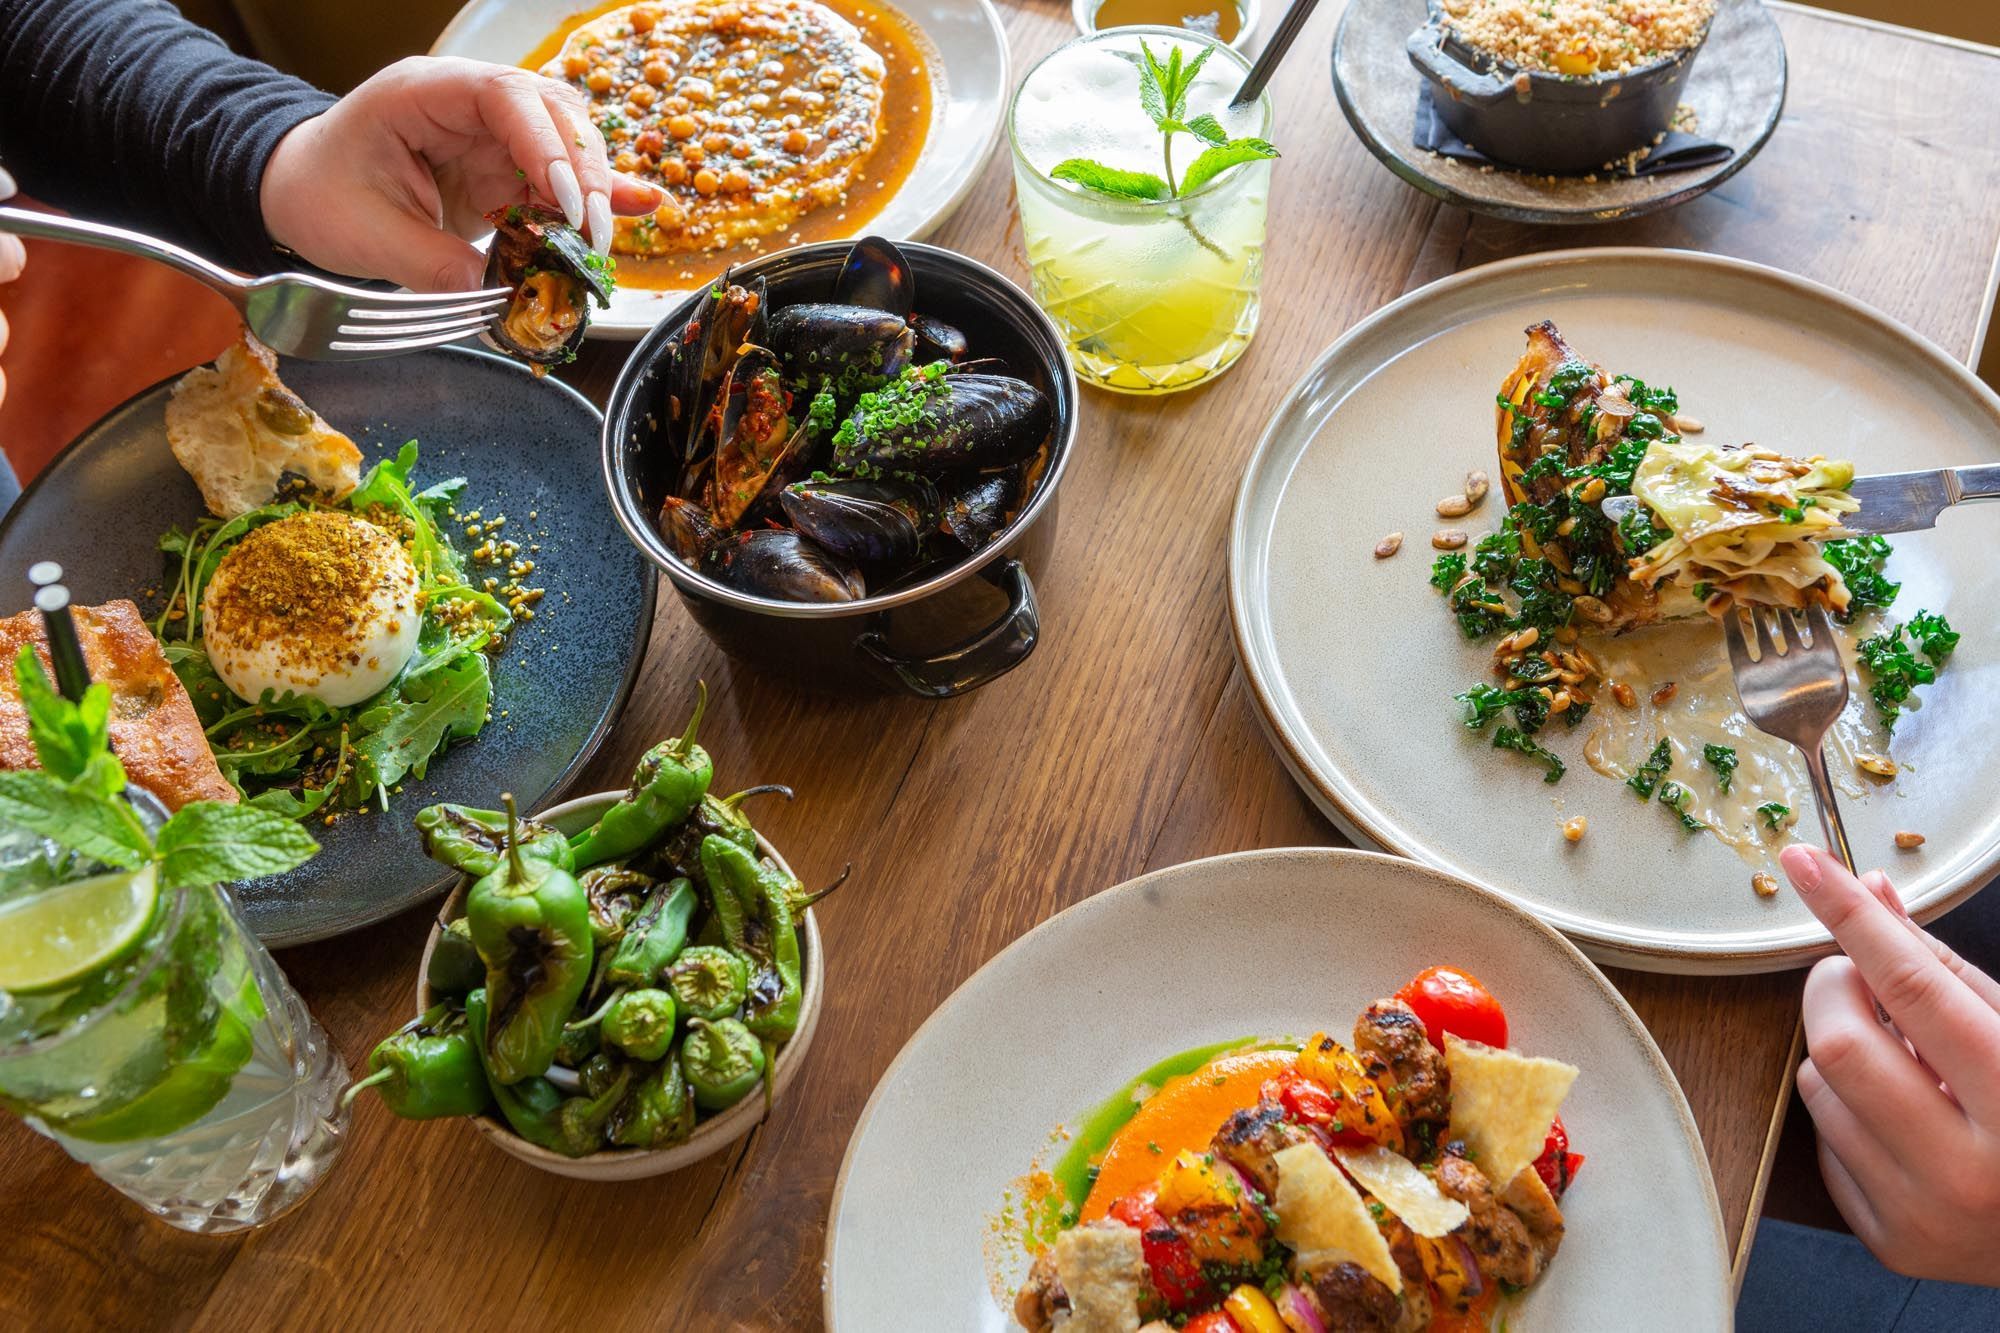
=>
[1407,22,1514,105]
[854,557,1039,699]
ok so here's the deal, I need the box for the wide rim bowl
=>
[414,789,825,1180]
[600,239,1080,619]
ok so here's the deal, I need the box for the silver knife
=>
[1599,464,2000,535]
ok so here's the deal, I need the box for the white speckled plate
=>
[1231,248,2000,974]
[431,0,1008,338]
[824,848,1728,1330]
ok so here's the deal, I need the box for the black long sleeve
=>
[0,0,335,272]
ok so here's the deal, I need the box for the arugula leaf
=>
[1627,738,1672,799]
[1049,160,1171,201]
[1657,780,1705,831]
[348,653,491,803]
[0,770,150,868]
[1493,726,1565,783]
[1702,744,1738,795]
[154,801,319,890]
[1179,139,1279,196]
[1822,535,1899,621]
[1757,802,1792,832]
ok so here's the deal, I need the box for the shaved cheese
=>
[1051,1224,1146,1333]
[1272,1142,1401,1293]
[1333,1146,1471,1238]
[1445,1036,1579,1189]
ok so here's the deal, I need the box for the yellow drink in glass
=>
[1008,27,1273,395]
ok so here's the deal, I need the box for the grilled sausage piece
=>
[1434,1151,1550,1287]
[1211,1100,1314,1198]
[1306,1262,1403,1332]
[1352,998,1450,1126]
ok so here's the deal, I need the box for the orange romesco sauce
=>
[522,0,935,291]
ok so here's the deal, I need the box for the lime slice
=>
[55,996,255,1144]
[0,863,160,994]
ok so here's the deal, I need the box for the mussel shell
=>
[831,235,915,318]
[482,204,606,365]
[768,303,912,388]
[780,477,939,566]
[832,372,1053,475]
[658,495,723,563]
[938,467,1023,552]
[672,276,768,463]
[910,314,967,365]
[708,529,867,603]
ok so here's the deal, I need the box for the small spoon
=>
[1231,0,1322,106]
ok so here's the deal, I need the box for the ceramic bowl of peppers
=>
[345,688,829,1180]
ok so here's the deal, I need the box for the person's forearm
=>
[0,0,334,272]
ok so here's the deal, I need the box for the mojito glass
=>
[0,813,349,1234]
[1009,27,1273,394]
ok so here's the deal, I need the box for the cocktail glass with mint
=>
[0,649,345,1233]
[1009,28,1277,394]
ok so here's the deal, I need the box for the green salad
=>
[152,443,511,821]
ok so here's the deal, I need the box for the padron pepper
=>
[699,835,805,1042]
[556,1062,632,1157]
[603,878,696,991]
[666,944,750,1022]
[554,1015,600,1069]
[681,1016,767,1112]
[417,802,574,877]
[638,783,793,882]
[610,1056,695,1149]
[466,988,569,1153]
[466,794,593,1085]
[426,917,485,999]
[569,685,713,869]
[602,988,677,1061]
[340,1003,491,1121]
[581,866,655,949]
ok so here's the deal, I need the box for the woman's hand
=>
[0,165,24,411]
[1784,844,2000,1286]
[260,56,662,291]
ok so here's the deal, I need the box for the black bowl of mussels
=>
[602,237,1078,698]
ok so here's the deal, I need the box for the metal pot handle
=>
[1407,22,1515,105]
[854,557,1039,699]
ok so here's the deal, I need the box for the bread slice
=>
[166,329,361,518]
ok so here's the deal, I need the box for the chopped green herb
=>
[1627,738,1672,799]
[1430,552,1469,594]
[1702,744,1738,795]
[1823,535,1899,622]
[1494,726,1565,783]
[1757,802,1791,832]
[1857,620,1942,733]
[1456,683,1548,735]
[1908,609,1960,665]
[1657,780,1704,831]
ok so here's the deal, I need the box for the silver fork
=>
[1721,601,1857,872]
[0,205,509,360]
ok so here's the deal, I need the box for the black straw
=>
[28,568,92,702]
[1231,0,1321,107]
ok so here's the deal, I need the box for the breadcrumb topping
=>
[1441,0,1715,76]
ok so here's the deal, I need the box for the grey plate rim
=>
[1227,246,2000,973]
[821,845,1729,1328]
[1330,0,1788,225]
[0,343,657,947]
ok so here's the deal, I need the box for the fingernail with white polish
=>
[548,160,584,229]
[586,191,613,255]
[0,164,15,200]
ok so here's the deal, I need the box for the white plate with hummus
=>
[1230,248,2000,974]
[433,0,1007,337]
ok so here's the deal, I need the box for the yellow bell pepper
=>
[1154,1149,1264,1265]
[1223,1285,1288,1333]
[1296,1033,1405,1154]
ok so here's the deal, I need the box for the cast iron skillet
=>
[1407,3,1713,173]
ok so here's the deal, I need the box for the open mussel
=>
[482,204,614,372]
[910,314,968,366]
[831,369,1053,475]
[658,495,724,563]
[938,468,1023,552]
[709,530,866,603]
[705,345,801,528]
[669,275,768,476]
[780,478,939,566]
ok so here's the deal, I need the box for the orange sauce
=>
[1089,0,1242,43]
[521,0,936,291]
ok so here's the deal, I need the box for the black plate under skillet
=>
[0,345,656,946]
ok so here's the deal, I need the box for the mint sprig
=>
[1048,39,1279,219]
[4,646,317,889]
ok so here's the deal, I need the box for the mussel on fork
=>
[481,204,614,373]
[651,237,1055,605]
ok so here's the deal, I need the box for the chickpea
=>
[758,78,781,93]
[683,143,707,164]
[629,5,657,30]
[667,114,699,139]
[693,167,721,195]
[562,52,589,77]
[661,96,690,115]
[816,66,843,90]
[634,129,665,156]
[801,91,826,110]
[644,60,672,85]
[720,168,752,193]
[628,84,657,108]
[613,150,641,173]
[729,140,752,159]
[1562,816,1587,843]
[585,67,615,94]
[681,77,714,103]
[781,127,811,154]
[717,68,743,90]
[702,132,728,153]
[660,157,689,185]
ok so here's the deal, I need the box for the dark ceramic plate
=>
[1333,0,1785,224]
[0,346,655,945]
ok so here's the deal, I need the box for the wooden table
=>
[5,3,1998,1328]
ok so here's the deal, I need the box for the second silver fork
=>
[1721,601,1857,872]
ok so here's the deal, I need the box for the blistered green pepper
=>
[604,878,696,990]
[602,988,677,1061]
[556,1062,632,1156]
[466,988,568,1153]
[426,918,484,999]
[579,1052,622,1100]
[666,945,750,1022]
[610,1057,695,1149]
[680,1017,766,1111]
[569,686,712,869]
[416,802,574,877]
[699,836,805,1041]
[582,866,655,949]
[555,1016,600,1069]
[639,784,794,882]
[341,1003,491,1120]
[466,795,593,1085]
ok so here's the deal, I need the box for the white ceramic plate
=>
[431,0,1008,338]
[825,848,1728,1330]
[1231,248,2000,974]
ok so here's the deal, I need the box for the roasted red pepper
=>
[1108,1188,1209,1312]
[1184,1314,1242,1333]
[1263,1068,1376,1149]
[1532,1114,1584,1197]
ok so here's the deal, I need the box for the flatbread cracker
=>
[1050,1224,1145,1333]
[1333,1145,1471,1238]
[1273,1142,1402,1293]
[1445,1035,1579,1188]
[166,329,361,518]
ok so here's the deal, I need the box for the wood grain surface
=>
[3,3,1998,1329]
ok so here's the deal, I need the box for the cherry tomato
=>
[1108,1188,1209,1311]
[1532,1115,1585,1198]
[1183,1313,1242,1333]
[1395,965,1508,1050]
[1263,1069,1375,1149]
